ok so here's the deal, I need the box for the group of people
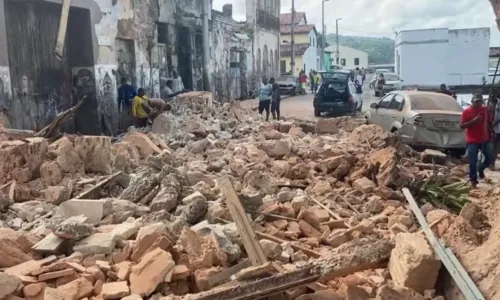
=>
[117,70,187,130]
[258,76,281,122]
[461,92,500,187]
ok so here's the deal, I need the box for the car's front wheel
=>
[314,108,321,117]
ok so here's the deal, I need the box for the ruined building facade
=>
[0,0,280,135]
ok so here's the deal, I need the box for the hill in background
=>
[326,34,395,65]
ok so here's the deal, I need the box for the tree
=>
[326,34,395,64]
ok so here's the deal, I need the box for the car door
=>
[370,94,395,129]
[382,94,405,130]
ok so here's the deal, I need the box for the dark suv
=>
[313,70,355,117]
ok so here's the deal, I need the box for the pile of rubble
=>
[0,92,489,300]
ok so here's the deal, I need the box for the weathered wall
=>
[247,0,280,91]
[211,11,253,100]
[0,0,11,122]
[158,0,206,92]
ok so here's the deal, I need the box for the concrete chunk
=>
[130,248,175,296]
[388,233,441,293]
[0,273,22,299]
[58,199,109,224]
[73,233,117,256]
[101,281,130,299]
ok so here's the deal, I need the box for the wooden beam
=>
[217,176,286,300]
[54,0,71,60]
[402,188,485,300]
[75,171,121,199]
[8,180,16,202]
[207,259,252,287]
[255,231,321,259]
[310,198,348,227]
[217,176,267,265]
[181,239,392,300]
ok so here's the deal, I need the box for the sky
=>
[212,0,500,45]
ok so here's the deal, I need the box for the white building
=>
[395,28,490,87]
[325,45,368,70]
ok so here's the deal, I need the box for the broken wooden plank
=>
[0,180,14,192]
[207,259,251,287]
[54,0,71,60]
[8,180,16,202]
[236,262,278,281]
[181,239,392,300]
[244,209,299,222]
[402,188,485,300]
[255,231,321,259]
[310,198,348,226]
[36,96,86,138]
[217,176,267,265]
[217,176,286,300]
[75,171,121,199]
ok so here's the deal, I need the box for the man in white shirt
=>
[171,70,185,93]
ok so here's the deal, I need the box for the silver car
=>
[365,91,466,154]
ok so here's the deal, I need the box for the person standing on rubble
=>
[490,94,500,169]
[132,88,152,128]
[171,70,185,94]
[460,94,494,187]
[270,77,281,120]
[117,78,136,130]
[259,76,272,121]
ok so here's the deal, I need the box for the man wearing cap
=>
[460,94,494,186]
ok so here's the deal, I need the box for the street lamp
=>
[336,18,342,65]
[321,0,329,70]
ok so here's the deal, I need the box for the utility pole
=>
[290,0,295,76]
[321,1,325,70]
[336,18,341,65]
[202,0,211,92]
[321,0,329,70]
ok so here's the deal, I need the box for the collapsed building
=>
[0,90,497,299]
[0,0,280,135]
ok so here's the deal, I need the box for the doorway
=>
[5,0,72,131]
[176,26,193,91]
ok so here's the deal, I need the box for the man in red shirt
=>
[460,94,494,186]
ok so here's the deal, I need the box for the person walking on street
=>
[313,71,321,93]
[309,69,314,94]
[460,94,494,187]
[299,71,307,95]
[270,77,281,120]
[259,76,272,121]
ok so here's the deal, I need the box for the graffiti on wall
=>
[96,65,119,134]
[0,67,12,127]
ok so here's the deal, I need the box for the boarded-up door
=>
[5,0,72,131]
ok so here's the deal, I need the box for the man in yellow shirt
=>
[132,88,151,128]
[313,71,320,93]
